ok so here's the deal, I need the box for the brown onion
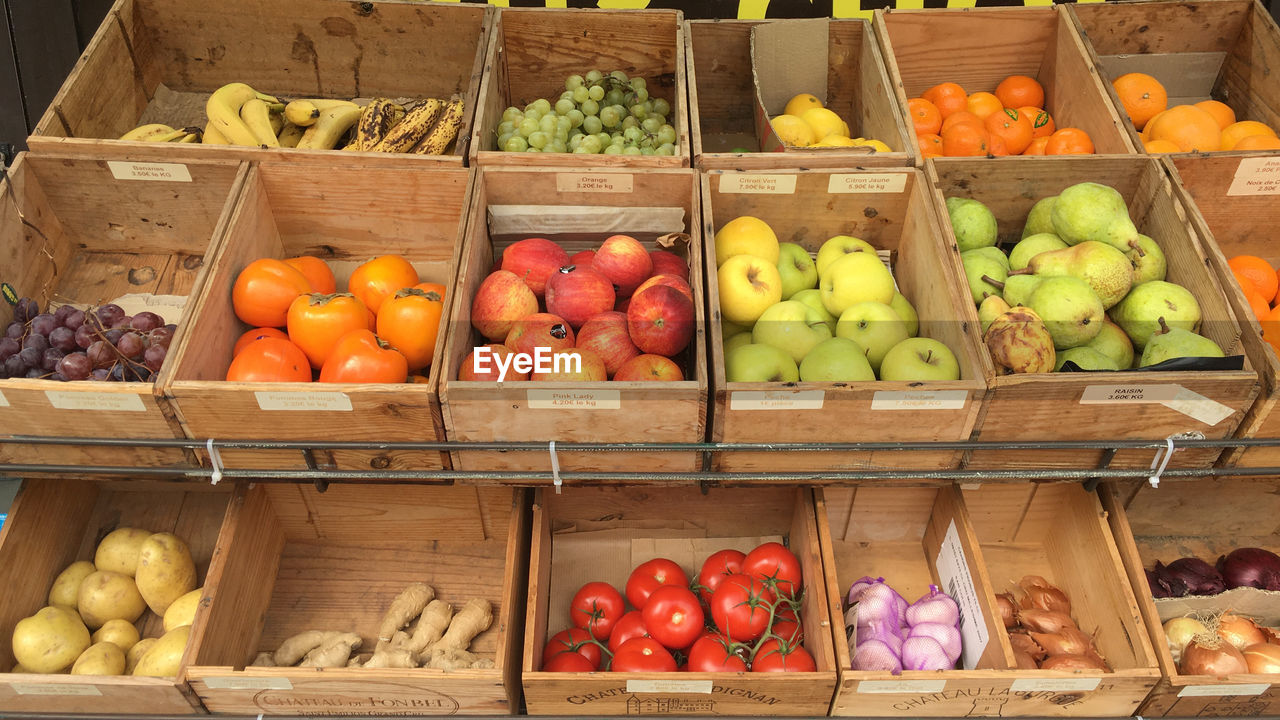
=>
[1182,634,1249,676]
[1010,631,1047,660]
[1020,575,1053,589]
[1018,608,1078,634]
[1013,650,1038,669]
[1263,626,1280,645]
[1040,653,1110,672]
[1243,642,1280,674]
[1164,617,1208,664]
[1218,614,1267,650]
[996,593,1017,629]
[1022,583,1072,614]
[1031,626,1095,657]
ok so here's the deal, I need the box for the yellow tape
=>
[832,0,872,20]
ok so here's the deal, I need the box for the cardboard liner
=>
[487,205,686,236]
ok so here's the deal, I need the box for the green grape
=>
[524,108,541,121]
[622,116,638,130]
[610,70,629,83]
[554,98,575,115]
[556,116,572,134]
[565,74,585,91]
[581,135,603,153]
[585,69,604,83]
[642,100,654,114]
[528,131,549,149]
[581,99,599,116]
[610,131,625,143]
[526,146,541,152]
[567,109,585,128]
[555,130,569,145]
[498,120,516,136]
[630,77,647,91]
[641,147,656,156]
[623,126,643,143]
[604,144,623,155]
[588,85,605,102]
[497,131,514,148]
[502,107,523,123]
[518,118,539,137]
[595,132,611,147]
[652,114,667,127]
[653,98,671,117]
[606,89,625,107]
[533,98,552,115]
[623,146,642,155]
[548,139,568,153]
[600,106,621,128]
[583,115,603,134]
[642,117,662,134]
[568,127,584,139]
[634,87,649,103]
[640,135,656,149]
[568,134,585,151]
[539,115,557,133]
[656,142,675,156]
[573,146,593,154]
[572,86,590,104]
[629,104,647,120]
[657,124,677,145]
[504,136,529,152]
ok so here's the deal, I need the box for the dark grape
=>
[41,348,64,372]
[87,340,116,369]
[126,363,151,382]
[164,323,177,335]
[104,329,124,344]
[132,311,163,332]
[50,372,67,382]
[58,353,91,381]
[22,334,48,354]
[4,354,25,377]
[96,304,125,326]
[74,324,96,349]
[14,297,38,324]
[117,331,144,360]
[18,346,41,368]
[48,326,76,352]
[24,367,44,379]
[144,344,167,372]
[5,322,23,340]
[30,313,56,336]
[0,365,7,380]
[147,327,174,349]
[53,305,76,325]
[63,308,85,331]
[89,368,110,382]
[110,315,133,330]
[109,363,125,381]
[0,337,18,360]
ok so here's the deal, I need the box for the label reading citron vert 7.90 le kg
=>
[718,174,798,194]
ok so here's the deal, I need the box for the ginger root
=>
[408,600,454,653]
[378,583,435,641]
[250,652,276,667]
[428,647,495,670]
[364,647,420,668]
[300,632,362,668]
[273,630,336,666]
[434,598,493,652]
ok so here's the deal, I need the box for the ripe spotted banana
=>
[277,122,305,148]
[296,104,363,150]
[202,121,229,145]
[207,83,277,146]
[284,99,357,127]
[119,123,177,141]
[240,98,281,147]
[269,109,284,136]
[414,99,464,155]
[371,98,442,153]
[354,98,405,151]
[175,128,202,143]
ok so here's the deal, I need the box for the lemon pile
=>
[770,93,891,151]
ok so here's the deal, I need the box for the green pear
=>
[889,292,919,337]
[1140,323,1224,367]
[725,343,800,382]
[776,242,819,299]
[836,302,910,374]
[1055,347,1121,371]
[1111,280,1201,349]
[1002,275,1042,307]
[1022,196,1057,239]
[1085,318,1134,369]
[792,289,837,335]
[752,300,834,364]
[1009,232,1067,271]
[978,296,1012,335]
[966,246,1012,272]
[1050,182,1139,251]
[1127,234,1167,286]
[947,197,998,252]
[961,251,1009,305]
[1023,240,1133,309]
[799,337,876,382]
[1026,276,1105,349]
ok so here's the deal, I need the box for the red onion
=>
[996,593,1017,629]
[906,585,960,628]
[1040,653,1110,672]
[902,635,954,671]
[1218,548,1280,591]
[909,622,962,665]
[1147,568,1172,599]
[1166,558,1227,595]
[1018,608,1077,634]
[1009,632,1046,660]
[853,638,902,673]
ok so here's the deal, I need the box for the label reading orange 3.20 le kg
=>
[556,173,633,193]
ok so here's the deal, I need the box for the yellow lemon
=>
[714,216,780,266]
[813,135,859,147]
[771,115,815,147]
[853,138,892,152]
[800,108,848,141]
[784,93,824,117]
[1221,120,1278,150]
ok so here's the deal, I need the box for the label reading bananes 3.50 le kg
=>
[556,173,633,193]
[107,161,192,182]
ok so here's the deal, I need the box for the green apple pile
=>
[714,216,961,383]
[950,182,1224,374]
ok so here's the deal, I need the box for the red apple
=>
[506,313,575,356]
[545,265,616,329]
[529,348,607,382]
[577,311,641,377]
[633,273,694,305]
[501,237,570,297]
[614,296,631,313]
[471,270,539,341]
[614,354,684,382]
[627,284,694,357]
[459,344,529,381]
[570,249,596,268]
[593,235,653,297]
[649,250,689,281]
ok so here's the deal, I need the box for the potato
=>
[94,528,153,577]
[77,571,146,629]
[135,533,196,616]
[162,588,203,632]
[92,619,140,652]
[12,606,90,673]
[70,641,126,675]
[125,638,157,674]
[48,561,96,607]
[131,626,190,677]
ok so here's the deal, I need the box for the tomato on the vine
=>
[376,287,444,372]
[348,254,419,314]
[233,327,289,356]
[570,581,625,640]
[710,573,774,643]
[285,255,337,295]
[686,634,747,672]
[232,258,312,328]
[611,637,677,673]
[544,651,596,672]
[626,558,689,610]
[317,329,408,383]
[543,628,602,669]
[751,638,815,672]
[608,610,650,653]
[771,618,803,645]
[225,337,312,382]
[287,293,372,369]
[696,549,746,604]
[641,585,704,650]
[743,542,803,599]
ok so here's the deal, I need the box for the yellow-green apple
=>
[725,343,799,382]
[715,215,780,266]
[530,348,607,381]
[879,337,961,381]
[798,337,876,382]
[815,235,877,278]
[722,318,754,341]
[615,354,684,381]
[505,313,575,357]
[627,285,694,356]
[650,250,689,280]
[459,344,529,381]
[724,331,754,356]
[500,237,569,297]
[836,301,909,373]
[570,249,596,268]
[791,289,836,334]
[752,300,833,364]
[594,234,654,297]
[576,311,640,376]
[545,265,616,329]
[718,254,782,325]
[820,252,895,316]
[777,242,818,300]
[471,270,539,341]
[888,291,919,337]
[634,274,694,304]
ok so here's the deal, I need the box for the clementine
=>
[908,97,943,136]
[984,108,1033,155]
[966,92,1003,121]
[995,75,1044,110]
[1022,136,1050,155]
[1112,73,1167,130]
[941,122,990,157]
[1045,128,1095,155]
[917,132,944,158]
[922,82,968,119]
[1229,255,1278,302]
[1019,106,1055,138]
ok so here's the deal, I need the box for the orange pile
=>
[1112,72,1280,153]
[1229,254,1280,355]
[910,75,1094,158]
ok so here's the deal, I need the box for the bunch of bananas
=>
[117,82,465,155]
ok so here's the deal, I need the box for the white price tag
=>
[626,679,713,694]
[0,389,8,407]
[527,389,621,410]
[730,390,824,410]
[935,520,989,670]
[718,174,797,194]
[857,679,946,694]
[828,173,908,194]
[12,683,102,696]
[555,173,634,193]
[254,391,353,412]
[871,390,967,410]
[1163,387,1235,427]
[107,161,192,182]
[1011,678,1100,692]
[1079,384,1233,425]
[202,676,294,691]
[1177,683,1270,697]
[45,391,146,412]
[1228,157,1280,196]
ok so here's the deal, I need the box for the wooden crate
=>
[927,156,1259,470]
[875,6,1134,157]
[1100,478,1280,716]
[1168,153,1280,467]
[522,486,837,716]
[163,163,471,472]
[0,152,246,469]
[0,478,235,714]
[28,0,491,168]
[685,18,915,170]
[702,169,986,473]
[184,484,528,716]
[439,167,707,474]
[469,8,690,169]
[1071,0,1280,159]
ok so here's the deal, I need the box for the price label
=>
[1011,678,1100,692]
[718,174,797,194]
[0,389,8,407]
[1178,683,1269,697]
[555,173,633,193]
[936,520,988,670]
[527,389,621,410]
[12,683,102,696]
[857,679,946,694]
[1228,157,1280,196]
[1080,384,1180,403]
[107,161,192,182]
[45,391,146,412]
[202,676,294,691]
[828,173,908,194]
[254,391,353,412]
[626,679,713,694]
[730,390,824,410]
[871,390,967,410]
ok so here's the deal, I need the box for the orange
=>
[1112,73,1168,130]
[917,132,944,158]
[1143,138,1182,154]
[1221,120,1278,151]
[984,108,1033,155]
[1263,305,1280,356]
[1022,136,1050,155]
[1019,107,1055,138]
[1045,128,1095,155]
[941,110,983,133]
[1195,100,1236,130]
[995,75,1045,110]
[941,122,990,157]
[1147,104,1221,152]
[922,82,968,119]
[1241,283,1271,322]
[966,92,1004,121]
[1229,255,1278,302]
[987,133,1010,157]
[1234,134,1280,151]
[908,97,943,136]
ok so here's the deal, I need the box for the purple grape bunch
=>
[0,298,173,382]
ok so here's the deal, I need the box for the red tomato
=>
[232,258,312,328]
[317,329,408,383]
[348,255,419,314]
[285,256,337,295]
[608,610,650,653]
[686,634,747,672]
[544,651,596,672]
[610,637,677,673]
[641,586,705,650]
[743,542,803,599]
[376,287,444,372]
[709,573,774,643]
[543,628,602,669]
[626,558,689,610]
[570,582,625,640]
[751,639,815,672]
[696,549,746,604]
[771,618,803,644]
[225,337,312,382]
[287,293,372,369]
[233,327,289,356]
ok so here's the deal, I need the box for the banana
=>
[175,129,202,143]
[296,104,363,150]
[240,98,281,147]
[207,82,269,146]
[119,123,177,141]
[149,127,192,143]
[371,98,442,153]
[414,99,464,155]
[354,99,405,151]
[278,122,305,148]
[284,99,357,127]
[202,121,229,145]
[269,110,284,136]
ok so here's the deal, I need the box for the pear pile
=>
[949,182,1223,374]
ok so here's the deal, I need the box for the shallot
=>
[1030,626,1095,657]
[1040,653,1109,671]
[1017,608,1077,634]
[996,593,1017,629]
[1020,578,1071,614]
[1009,632,1046,661]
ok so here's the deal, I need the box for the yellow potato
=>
[94,528,153,577]
[125,638,157,674]
[135,533,196,616]
[162,588,203,632]
[12,606,90,673]
[77,571,146,629]
[131,626,190,677]
[92,619,140,652]
[48,561,96,607]
[10,663,31,673]
[70,641,126,675]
